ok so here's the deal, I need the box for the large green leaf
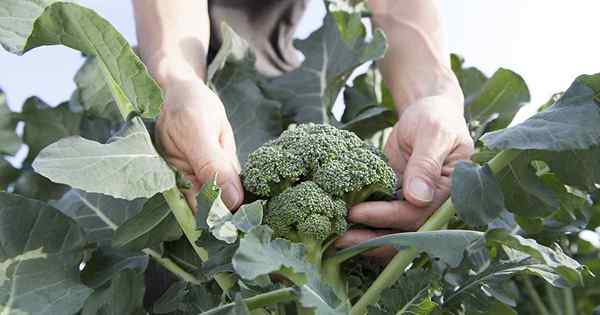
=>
[208,24,283,161]
[0,192,92,314]
[81,269,146,315]
[466,68,530,132]
[0,159,19,190]
[496,154,559,218]
[486,229,585,286]
[452,161,506,226]
[232,226,309,281]
[112,194,182,250]
[0,0,163,118]
[0,89,21,155]
[80,247,148,289]
[51,189,145,245]
[12,169,69,201]
[367,269,438,315]
[20,97,82,161]
[264,11,387,124]
[33,117,176,200]
[482,77,600,151]
[451,54,488,105]
[71,56,122,122]
[333,230,483,267]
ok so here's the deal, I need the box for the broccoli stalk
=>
[241,124,397,295]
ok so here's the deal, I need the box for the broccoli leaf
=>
[71,56,122,122]
[486,229,585,286]
[33,117,176,200]
[231,201,265,233]
[0,192,92,314]
[196,178,238,244]
[0,89,21,155]
[20,97,82,162]
[0,158,19,190]
[264,11,387,124]
[51,189,145,245]
[0,0,163,118]
[466,68,530,132]
[482,76,600,151]
[233,226,309,282]
[81,269,146,315]
[452,161,506,226]
[367,269,438,315]
[113,194,182,250]
[333,230,483,268]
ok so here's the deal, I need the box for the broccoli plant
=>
[0,1,598,315]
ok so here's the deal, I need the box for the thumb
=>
[402,135,449,207]
[188,140,244,211]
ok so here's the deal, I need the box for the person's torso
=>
[208,0,307,76]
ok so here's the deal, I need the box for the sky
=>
[1,0,600,120]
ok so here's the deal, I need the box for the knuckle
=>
[412,156,442,178]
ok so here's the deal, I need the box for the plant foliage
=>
[0,1,599,315]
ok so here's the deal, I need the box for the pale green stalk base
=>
[350,150,521,315]
[544,283,562,315]
[562,288,576,315]
[162,187,235,291]
[218,288,297,310]
[522,276,551,315]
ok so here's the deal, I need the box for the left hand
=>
[336,94,474,261]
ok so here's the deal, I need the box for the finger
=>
[335,229,396,260]
[187,137,244,211]
[350,176,451,230]
[402,130,452,207]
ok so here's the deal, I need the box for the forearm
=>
[132,0,210,86]
[368,0,462,114]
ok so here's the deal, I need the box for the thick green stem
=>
[144,248,201,285]
[162,188,235,291]
[211,287,297,312]
[562,288,576,315]
[350,149,521,315]
[522,276,551,315]
[544,283,562,315]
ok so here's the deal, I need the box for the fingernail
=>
[222,183,241,209]
[408,177,434,202]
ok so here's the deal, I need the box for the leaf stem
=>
[162,187,235,291]
[544,283,562,315]
[349,149,521,315]
[562,288,576,315]
[143,248,201,285]
[208,288,298,313]
[522,276,551,315]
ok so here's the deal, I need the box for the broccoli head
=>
[241,123,396,201]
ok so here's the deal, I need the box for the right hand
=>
[156,78,244,211]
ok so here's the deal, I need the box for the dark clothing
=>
[208,0,307,76]
[144,1,308,310]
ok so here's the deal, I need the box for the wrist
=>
[144,51,207,88]
[392,69,464,114]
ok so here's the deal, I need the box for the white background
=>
[1,1,599,117]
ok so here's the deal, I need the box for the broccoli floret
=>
[241,123,397,269]
[241,145,305,197]
[265,181,347,265]
[313,147,397,206]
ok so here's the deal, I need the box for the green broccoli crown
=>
[265,181,348,242]
[241,123,396,200]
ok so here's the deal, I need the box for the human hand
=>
[337,94,474,260]
[156,78,243,211]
